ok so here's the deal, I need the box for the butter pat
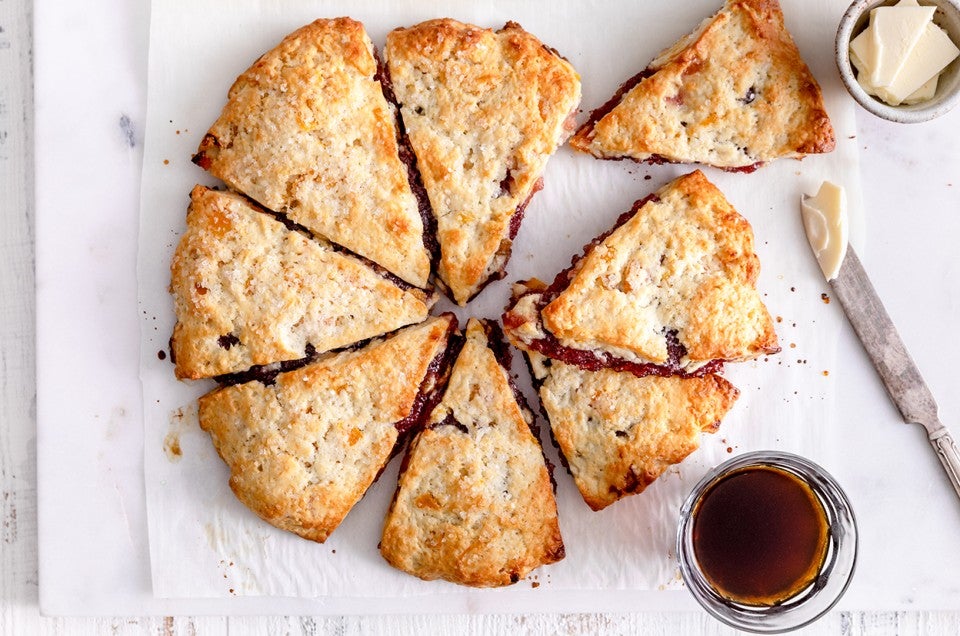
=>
[877,21,959,104]
[869,4,936,86]
[801,182,848,282]
[851,27,879,78]
[903,73,939,103]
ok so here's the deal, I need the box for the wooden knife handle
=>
[929,428,960,503]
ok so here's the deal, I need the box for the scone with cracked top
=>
[502,171,779,376]
[525,350,738,511]
[385,19,581,304]
[170,186,434,380]
[380,319,564,587]
[570,0,835,170]
[192,17,431,288]
[198,314,457,543]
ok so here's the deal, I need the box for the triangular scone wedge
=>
[381,319,564,587]
[170,186,434,380]
[570,0,835,170]
[503,172,779,376]
[523,350,738,511]
[385,20,581,304]
[192,18,431,288]
[198,315,458,543]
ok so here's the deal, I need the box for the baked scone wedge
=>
[192,18,431,288]
[502,171,779,376]
[198,314,458,543]
[170,186,434,380]
[570,0,835,170]
[380,319,564,587]
[385,20,581,304]
[523,349,738,511]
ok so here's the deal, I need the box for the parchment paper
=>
[139,0,864,598]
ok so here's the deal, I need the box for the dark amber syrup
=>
[692,465,829,606]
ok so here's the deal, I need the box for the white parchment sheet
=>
[139,0,864,598]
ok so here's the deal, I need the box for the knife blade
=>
[831,246,960,501]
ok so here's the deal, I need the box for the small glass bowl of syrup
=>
[677,451,857,633]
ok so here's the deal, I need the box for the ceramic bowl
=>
[836,0,960,122]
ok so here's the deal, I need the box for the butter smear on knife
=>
[801,182,847,281]
[850,0,959,106]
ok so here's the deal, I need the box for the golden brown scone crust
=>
[380,319,563,587]
[385,20,581,304]
[193,18,430,287]
[170,186,432,379]
[198,315,454,543]
[526,351,739,511]
[570,0,835,168]
[541,171,779,368]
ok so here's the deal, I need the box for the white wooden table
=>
[4,0,960,632]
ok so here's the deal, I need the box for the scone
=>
[192,18,432,288]
[198,314,458,543]
[524,350,738,511]
[502,171,779,376]
[380,319,564,587]
[170,186,434,380]
[385,20,581,304]
[570,0,835,170]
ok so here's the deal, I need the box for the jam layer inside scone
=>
[525,350,739,511]
[504,280,726,380]
[385,19,581,305]
[569,0,835,170]
[192,18,431,288]
[380,319,564,587]
[374,49,440,273]
[503,171,779,377]
[198,315,457,543]
[170,186,435,380]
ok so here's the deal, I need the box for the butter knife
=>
[831,246,960,501]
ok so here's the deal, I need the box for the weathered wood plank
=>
[0,1,39,636]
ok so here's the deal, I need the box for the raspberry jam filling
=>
[508,177,544,241]
[215,315,458,395]
[506,299,723,379]
[374,49,439,268]
[393,317,463,436]
[379,317,462,482]
[429,412,470,435]
[214,343,318,387]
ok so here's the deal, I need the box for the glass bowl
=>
[676,451,858,633]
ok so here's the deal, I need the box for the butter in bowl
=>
[837,0,960,121]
